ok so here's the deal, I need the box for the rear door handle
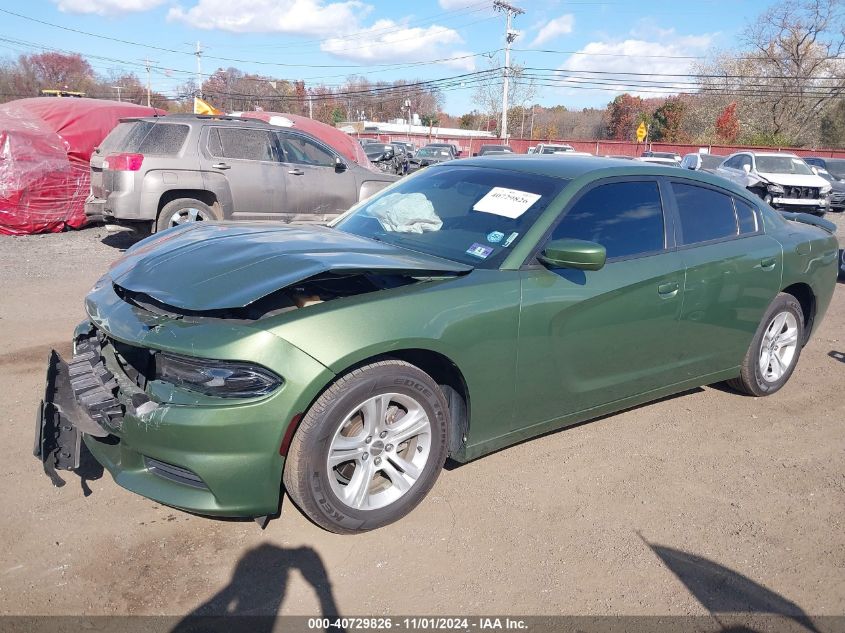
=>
[657,281,680,298]
[288,168,305,176]
[760,257,777,270]
[212,162,230,170]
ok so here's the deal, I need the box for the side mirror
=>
[335,157,347,173]
[742,164,751,174]
[810,166,819,175]
[539,238,606,271]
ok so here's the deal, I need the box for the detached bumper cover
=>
[34,350,110,486]
[34,332,159,487]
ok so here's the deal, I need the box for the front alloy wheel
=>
[327,393,431,511]
[283,360,449,533]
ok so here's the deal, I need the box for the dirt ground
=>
[0,219,843,621]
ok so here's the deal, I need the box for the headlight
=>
[155,353,282,398]
[820,184,832,195]
[766,183,785,194]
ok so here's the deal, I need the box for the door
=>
[667,180,783,378]
[200,126,287,218]
[515,179,686,429]
[276,132,358,222]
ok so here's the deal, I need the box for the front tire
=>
[283,361,449,534]
[727,293,804,396]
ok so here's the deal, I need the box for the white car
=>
[534,143,575,154]
[716,151,831,216]
[635,156,681,167]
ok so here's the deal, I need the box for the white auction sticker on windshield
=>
[473,187,542,219]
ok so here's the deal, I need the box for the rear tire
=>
[727,293,804,396]
[283,360,449,534]
[155,198,218,233]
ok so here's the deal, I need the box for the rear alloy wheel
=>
[727,293,804,396]
[283,360,449,533]
[156,198,217,232]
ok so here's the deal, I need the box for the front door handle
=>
[657,281,680,298]
[288,168,305,176]
[760,257,777,270]
[212,162,231,170]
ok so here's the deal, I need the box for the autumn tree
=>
[715,102,740,143]
[605,93,645,140]
[651,96,688,142]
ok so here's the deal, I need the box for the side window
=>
[216,128,277,161]
[738,155,752,170]
[207,128,223,157]
[278,134,334,167]
[552,181,665,259]
[734,198,759,234]
[137,124,189,155]
[672,182,738,245]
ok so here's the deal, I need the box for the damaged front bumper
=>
[35,333,161,486]
[34,308,335,517]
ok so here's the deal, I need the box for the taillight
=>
[103,153,144,171]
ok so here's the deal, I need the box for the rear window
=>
[672,182,738,244]
[102,121,189,156]
[98,121,137,153]
[734,198,759,234]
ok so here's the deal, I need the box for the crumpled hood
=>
[107,222,471,311]
[757,172,829,189]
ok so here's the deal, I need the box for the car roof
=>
[444,154,757,197]
[123,113,277,129]
[732,150,800,158]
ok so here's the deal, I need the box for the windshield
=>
[417,148,448,158]
[756,156,813,175]
[336,165,568,268]
[701,154,724,168]
[540,145,572,154]
[823,158,845,179]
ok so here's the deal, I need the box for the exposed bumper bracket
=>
[34,350,109,487]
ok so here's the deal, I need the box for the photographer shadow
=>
[171,543,342,633]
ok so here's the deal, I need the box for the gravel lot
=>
[0,218,843,623]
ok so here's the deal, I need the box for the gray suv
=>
[86,114,398,232]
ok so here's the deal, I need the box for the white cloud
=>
[437,0,478,8]
[54,0,165,16]
[321,20,468,67]
[168,0,369,36]
[558,29,715,99]
[530,14,574,46]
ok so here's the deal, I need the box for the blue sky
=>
[1,0,773,114]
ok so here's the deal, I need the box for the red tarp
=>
[235,111,374,170]
[0,97,163,235]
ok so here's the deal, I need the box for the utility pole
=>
[308,90,313,118]
[112,85,123,102]
[143,59,153,107]
[195,41,203,96]
[494,0,524,141]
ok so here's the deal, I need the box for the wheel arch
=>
[301,347,471,459]
[157,189,220,215]
[781,282,816,344]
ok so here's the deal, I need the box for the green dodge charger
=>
[36,156,839,533]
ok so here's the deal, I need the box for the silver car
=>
[86,115,397,232]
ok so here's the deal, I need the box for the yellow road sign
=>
[636,121,647,142]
